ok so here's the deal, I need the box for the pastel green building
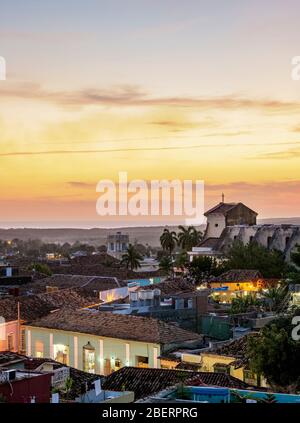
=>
[24,309,202,375]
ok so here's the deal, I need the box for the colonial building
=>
[107,232,129,259]
[204,202,257,239]
[208,269,278,303]
[24,309,203,376]
[188,200,300,261]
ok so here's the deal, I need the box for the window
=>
[136,356,149,368]
[249,236,254,243]
[53,344,69,365]
[20,329,26,354]
[110,243,114,251]
[215,223,219,227]
[213,364,229,374]
[7,333,14,351]
[35,340,44,358]
[114,358,122,371]
[244,370,257,385]
[83,342,95,374]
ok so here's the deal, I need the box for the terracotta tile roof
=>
[211,269,262,283]
[204,202,257,217]
[204,202,237,216]
[0,296,54,321]
[185,373,249,389]
[102,367,250,400]
[20,274,125,295]
[0,289,101,322]
[61,367,100,401]
[36,288,101,309]
[27,309,203,345]
[208,333,259,369]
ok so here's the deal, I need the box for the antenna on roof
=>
[221,193,225,203]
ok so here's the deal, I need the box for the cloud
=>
[67,181,95,188]
[2,141,300,158]
[1,82,300,113]
[147,119,212,132]
[206,180,300,193]
[252,148,300,160]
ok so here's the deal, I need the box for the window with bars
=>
[20,329,26,353]
[7,333,14,351]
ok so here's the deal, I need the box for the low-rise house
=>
[102,366,250,401]
[209,269,278,303]
[197,334,269,388]
[0,352,133,403]
[24,309,203,375]
[0,289,102,352]
[0,367,52,403]
[0,296,53,353]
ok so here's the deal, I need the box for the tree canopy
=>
[225,240,287,278]
[247,314,300,391]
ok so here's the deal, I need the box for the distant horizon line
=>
[0,216,300,230]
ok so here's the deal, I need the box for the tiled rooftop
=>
[102,367,250,400]
[0,288,101,322]
[204,202,257,217]
[0,296,54,321]
[26,308,203,345]
[208,333,259,369]
[211,269,262,283]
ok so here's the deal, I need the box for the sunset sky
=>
[1,0,300,226]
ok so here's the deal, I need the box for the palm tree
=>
[262,284,289,312]
[160,228,178,256]
[177,226,203,251]
[191,227,203,246]
[230,293,260,314]
[159,255,174,277]
[121,244,143,270]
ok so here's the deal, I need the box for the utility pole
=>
[17,301,21,353]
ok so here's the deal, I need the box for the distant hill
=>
[258,217,300,225]
[0,225,204,247]
[0,218,299,247]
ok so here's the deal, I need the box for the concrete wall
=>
[216,225,300,261]
[205,214,226,239]
[0,320,19,352]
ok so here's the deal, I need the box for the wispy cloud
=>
[67,181,95,188]
[207,180,300,193]
[252,148,300,160]
[2,141,300,158]
[1,82,300,112]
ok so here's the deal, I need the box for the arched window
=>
[83,342,95,374]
